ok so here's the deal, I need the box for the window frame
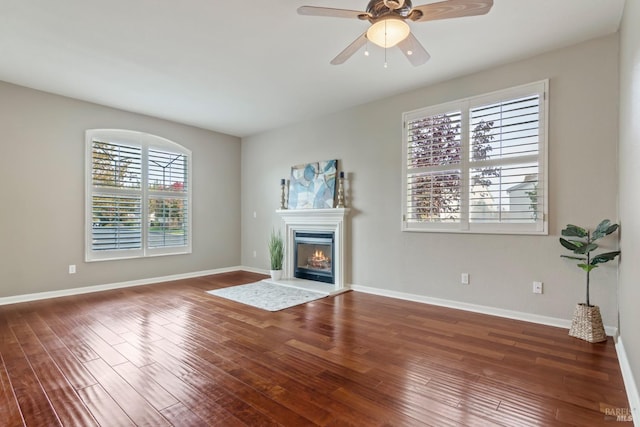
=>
[85,129,193,262]
[401,80,549,235]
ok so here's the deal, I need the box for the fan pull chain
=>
[384,19,388,68]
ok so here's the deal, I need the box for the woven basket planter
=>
[568,303,607,343]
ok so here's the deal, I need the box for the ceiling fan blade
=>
[297,6,368,19]
[330,33,368,65]
[397,33,431,66]
[410,0,493,22]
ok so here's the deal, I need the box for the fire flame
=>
[312,249,328,261]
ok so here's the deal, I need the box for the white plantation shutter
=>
[91,195,142,250]
[402,81,548,234]
[468,94,543,225]
[91,141,143,251]
[86,130,192,261]
[405,110,462,226]
[148,148,188,248]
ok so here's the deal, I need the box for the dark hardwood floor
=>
[0,271,631,426]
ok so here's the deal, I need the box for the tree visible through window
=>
[86,130,192,261]
[406,113,500,222]
[402,81,548,234]
[148,148,188,248]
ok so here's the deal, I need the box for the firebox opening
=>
[294,231,335,284]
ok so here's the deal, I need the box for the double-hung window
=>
[86,129,192,261]
[402,80,548,234]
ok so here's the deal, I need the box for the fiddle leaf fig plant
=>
[559,219,620,307]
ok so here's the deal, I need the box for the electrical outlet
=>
[69,264,76,274]
[461,273,469,285]
[253,250,257,258]
[253,211,257,218]
[533,281,543,294]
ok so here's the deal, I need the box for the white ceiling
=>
[0,0,625,137]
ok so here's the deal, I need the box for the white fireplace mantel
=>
[276,208,350,293]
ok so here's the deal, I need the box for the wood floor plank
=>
[28,355,99,427]
[563,374,629,407]
[140,333,314,425]
[38,312,101,364]
[0,311,62,426]
[112,361,179,411]
[0,271,632,426]
[112,340,157,368]
[0,353,24,427]
[45,348,98,391]
[83,358,171,426]
[8,318,98,427]
[76,383,135,427]
[535,356,610,382]
[20,310,98,390]
[159,402,210,427]
[84,317,127,346]
[76,329,129,367]
[140,362,247,425]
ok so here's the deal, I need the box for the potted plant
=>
[559,219,621,343]
[268,228,284,281]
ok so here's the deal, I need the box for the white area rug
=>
[206,281,328,311]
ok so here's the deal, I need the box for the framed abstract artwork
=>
[288,159,337,209]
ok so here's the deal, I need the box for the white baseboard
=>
[349,284,618,337]
[0,266,247,306]
[616,337,640,425]
[238,265,270,275]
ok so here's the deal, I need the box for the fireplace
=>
[294,231,335,284]
[276,207,349,293]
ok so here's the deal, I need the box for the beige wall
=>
[618,0,640,407]
[0,82,241,298]
[241,34,620,326]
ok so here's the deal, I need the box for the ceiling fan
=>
[298,0,493,66]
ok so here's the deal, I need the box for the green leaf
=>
[561,224,588,238]
[559,238,580,252]
[561,238,597,254]
[590,250,621,265]
[578,263,598,273]
[268,229,284,270]
[592,219,619,240]
[573,243,598,255]
[595,219,612,232]
[561,255,586,261]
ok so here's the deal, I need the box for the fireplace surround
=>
[276,208,349,293]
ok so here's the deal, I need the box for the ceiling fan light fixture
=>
[366,17,410,48]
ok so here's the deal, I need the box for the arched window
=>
[85,129,192,261]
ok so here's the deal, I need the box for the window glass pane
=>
[407,170,461,223]
[91,195,142,250]
[148,149,187,192]
[470,95,540,161]
[92,141,141,188]
[148,197,188,248]
[407,111,462,168]
[469,163,539,223]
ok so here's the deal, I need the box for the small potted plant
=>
[559,219,620,343]
[268,229,284,281]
